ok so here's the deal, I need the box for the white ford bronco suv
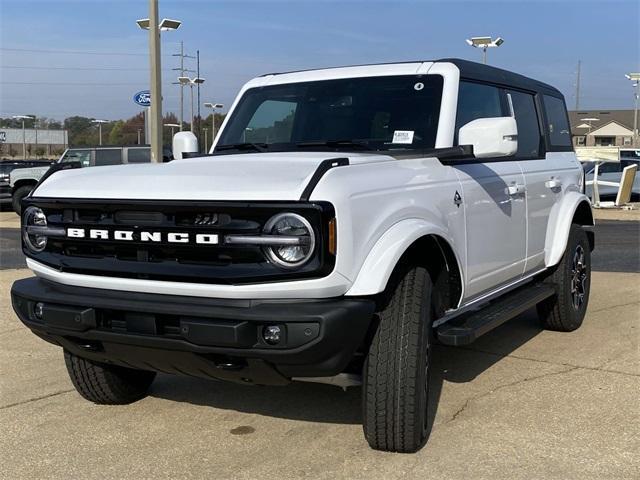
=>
[11,59,593,453]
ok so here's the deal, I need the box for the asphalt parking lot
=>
[1,211,638,479]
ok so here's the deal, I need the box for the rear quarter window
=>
[543,95,572,148]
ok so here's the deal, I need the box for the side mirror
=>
[172,131,198,160]
[459,116,518,159]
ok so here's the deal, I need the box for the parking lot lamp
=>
[164,122,180,138]
[12,115,32,160]
[625,73,640,146]
[92,119,108,145]
[136,5,182,162]
[178,77,205,132]
[466,36,504,64]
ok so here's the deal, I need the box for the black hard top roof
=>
[438,58,562,97]
[261,58,563,99]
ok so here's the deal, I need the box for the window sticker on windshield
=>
[392,130,414,144]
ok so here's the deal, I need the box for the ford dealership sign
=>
[133,90,151,107]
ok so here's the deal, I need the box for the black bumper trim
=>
[12,277,375,385]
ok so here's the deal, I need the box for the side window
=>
[506,90,542,159]
[94,149,122,166]
[126,148,151,163]
[543,95,572,148]
[598,162,622,174]
[245,100,297,143]
[455,81,503,140]
[620,160,638,170]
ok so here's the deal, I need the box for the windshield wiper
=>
[295,140,371,150]
[215,142,268,153]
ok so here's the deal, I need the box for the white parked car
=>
[12,59,593,453]
[583,149,640,200]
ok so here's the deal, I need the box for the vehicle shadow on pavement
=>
[435,308,543,384]
[149,309,542,431]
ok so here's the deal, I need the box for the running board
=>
[437,283,556,346]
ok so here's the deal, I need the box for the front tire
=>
[64,350,156,405]
[12,185,33,215]
[537,224,591,332]
[362,266,433,453]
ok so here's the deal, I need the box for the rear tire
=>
[362,266,433,453]
[64,350,156,405]
[12,185,33,215]
[537,224,591,332]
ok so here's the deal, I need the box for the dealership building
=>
[568,110,636,148]
[0,128,68,158]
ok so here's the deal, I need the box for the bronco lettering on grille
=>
[66,228,219,245]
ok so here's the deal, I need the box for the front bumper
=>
[11,277,375,386]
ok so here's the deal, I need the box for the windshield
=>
[216,75,444,153]
[59,149,91,167]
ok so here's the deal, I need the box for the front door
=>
[455,162,527,299]
[453,81,527,300]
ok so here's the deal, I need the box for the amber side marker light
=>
[328,218,337,255]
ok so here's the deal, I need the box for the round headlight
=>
[23,206,48,252]
[263,213,315,268]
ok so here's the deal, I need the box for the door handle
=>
[545,178,562,189]
[506,183,526,196]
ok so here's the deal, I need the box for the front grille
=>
[25,198,335,284]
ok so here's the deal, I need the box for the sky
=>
[0,0,638,121]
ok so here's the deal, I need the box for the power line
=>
[1,65,171,72]
[0,47,169,57]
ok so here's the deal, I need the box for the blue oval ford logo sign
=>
[133,90,151,107]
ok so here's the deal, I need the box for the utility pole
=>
[626,73,640,147]
[575,60,581,110]
[148,0,163,163]
[172,41,195,132]
[197,50,202,149]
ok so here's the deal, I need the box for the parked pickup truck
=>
[11,59,593,453]
[9,145,171,214]
[0,160,54,206]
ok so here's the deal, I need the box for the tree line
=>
[0,112,226,153]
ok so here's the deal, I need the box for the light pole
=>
[178,76,205,132]
[626,73,640,146]
[136,10,182,162]
[164,123,180,138]
[577,117,599,146]
[204,102,224,149]
[203,127,208,153]
[466,36,504,64]
[12,115,32,160]
[92,119,108,145]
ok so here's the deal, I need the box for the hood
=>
[33,151,393,201]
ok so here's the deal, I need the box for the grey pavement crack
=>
[0,389,74,410]
[445,366,578,425]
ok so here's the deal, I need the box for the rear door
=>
[453,81,527,299]
[518,93,579,272]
